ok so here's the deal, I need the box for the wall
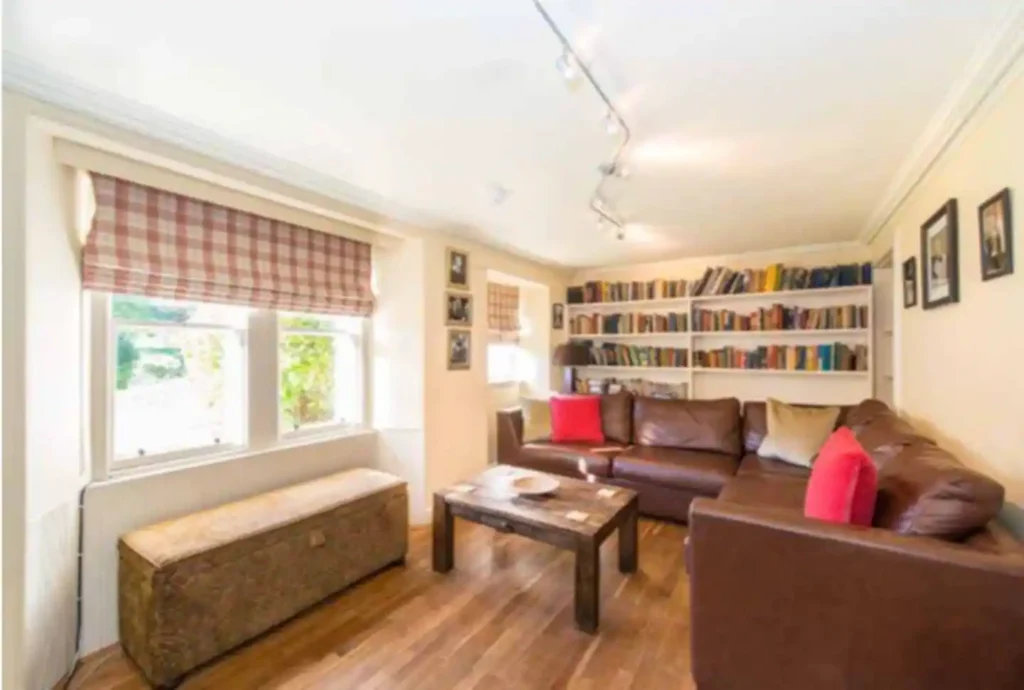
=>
[868,64,1024,524]
[571,244,871,404]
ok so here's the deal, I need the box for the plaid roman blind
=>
[487,282,520,337]
[82,173,374,316]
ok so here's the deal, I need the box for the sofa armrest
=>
[688,498,1024,690]
[496,407,524,466]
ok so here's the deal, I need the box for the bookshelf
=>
[568,284,873,404]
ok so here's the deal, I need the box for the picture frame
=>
[446,247,469,290]
[978,188,1013,281]
[902,256,917,308]
[445,292,473,327]
[920,199,959,309]
[447,329,471,370]
[552,303,564,330]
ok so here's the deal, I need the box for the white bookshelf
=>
[570,285,873,404]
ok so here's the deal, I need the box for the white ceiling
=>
[3,0,1019,266]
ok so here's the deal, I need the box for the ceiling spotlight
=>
[615,227,626,241]
[555,50,579,81]
[604,110,622,136]
[597,162,630,178]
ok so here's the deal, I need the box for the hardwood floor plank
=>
[71,519,694,690]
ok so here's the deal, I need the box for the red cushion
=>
[804,427,878,526]
[549,395,605,444]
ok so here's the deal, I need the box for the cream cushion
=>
[521,398,552,441]
[757,398,841,468]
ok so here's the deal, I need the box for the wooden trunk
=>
[118,468,408,687]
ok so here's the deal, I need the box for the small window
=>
[111,295,247,464]
[278,313,364,435]
[487,341,523,384]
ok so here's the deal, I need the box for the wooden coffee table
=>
[432,465,639,634]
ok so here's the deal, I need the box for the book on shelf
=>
[567,261,872,303]
[577,377,687,399]
[693,343,868,372]
[693,304,868,332]
[570,311,688,336]
[583,342,689,368]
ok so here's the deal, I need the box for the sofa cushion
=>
[612,446,738,494]
[757,398,841,468]
[738,453,811,478]
[853,414,932,469]
[874,444,1005,540]
[844,398,897,433]
[633,397,741,456]
[601,391,633,444]
[804,428,877,526]
[550,395,604,444]
[717,474,809,513]
[520,398,552,443]
[742,400,850,454]
[517,442,626,478]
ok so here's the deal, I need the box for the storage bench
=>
[118,468,408,687]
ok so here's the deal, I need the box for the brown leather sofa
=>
[498,395,1024,688]
[497,394,744,522]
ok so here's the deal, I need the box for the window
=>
[111,295,247,463]
[279,313,364,434]
[97,295,368,473]
[487,341,523,384]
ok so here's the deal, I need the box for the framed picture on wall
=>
[445,292,473,326]
[447,329,471,370]
[902,256,917,308]
[552,303,564,330]
[920,199,959,309]
[979,188,1013,281]
[446,247,469,290]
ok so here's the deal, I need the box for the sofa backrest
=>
[633,397,741,456]
[741,400,851,454]
[600,392,633,445]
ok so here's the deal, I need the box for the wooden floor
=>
[70,519,695,690]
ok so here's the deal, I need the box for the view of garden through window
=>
[113,296,360,463]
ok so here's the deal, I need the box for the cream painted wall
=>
[422,235,569,506]
[868,65,1024,520]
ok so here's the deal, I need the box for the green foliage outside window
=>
[280,316,337,429]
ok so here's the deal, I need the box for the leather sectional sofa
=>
[497,395,1024,689]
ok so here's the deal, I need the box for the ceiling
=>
[3,0,1019,267]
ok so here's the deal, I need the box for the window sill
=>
[103,428,377,484]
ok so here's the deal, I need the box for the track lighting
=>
[555,50,579,81]
[598,162,631,179]
[604,110,621,136]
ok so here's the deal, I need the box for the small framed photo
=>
[920,199,959,309]
[445,292,473,326]
[979,188,1013,281]
[902,257,917,308]
[447,329,471,370]
[446,247,469,290]
[552,303,564,330]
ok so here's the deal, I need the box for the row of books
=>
[576,377,688,399]
[693,304,869,332]
[569,312,689,335]
[587,344,689,368]
[690,262,873,296]
[692,344,869,372]
[566,262,873,304]
[568,280,689,304]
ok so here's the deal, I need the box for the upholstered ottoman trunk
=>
[118,468,408,687]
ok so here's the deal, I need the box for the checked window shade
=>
[487,282,520,339]
[82,173,375,316]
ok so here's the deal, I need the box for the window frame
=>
[88,293,370,479]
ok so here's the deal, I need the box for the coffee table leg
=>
[432,495,453,573]
[619,502,639,574]
[575,540,599,634]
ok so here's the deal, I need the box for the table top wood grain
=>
[435,465,637,539]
